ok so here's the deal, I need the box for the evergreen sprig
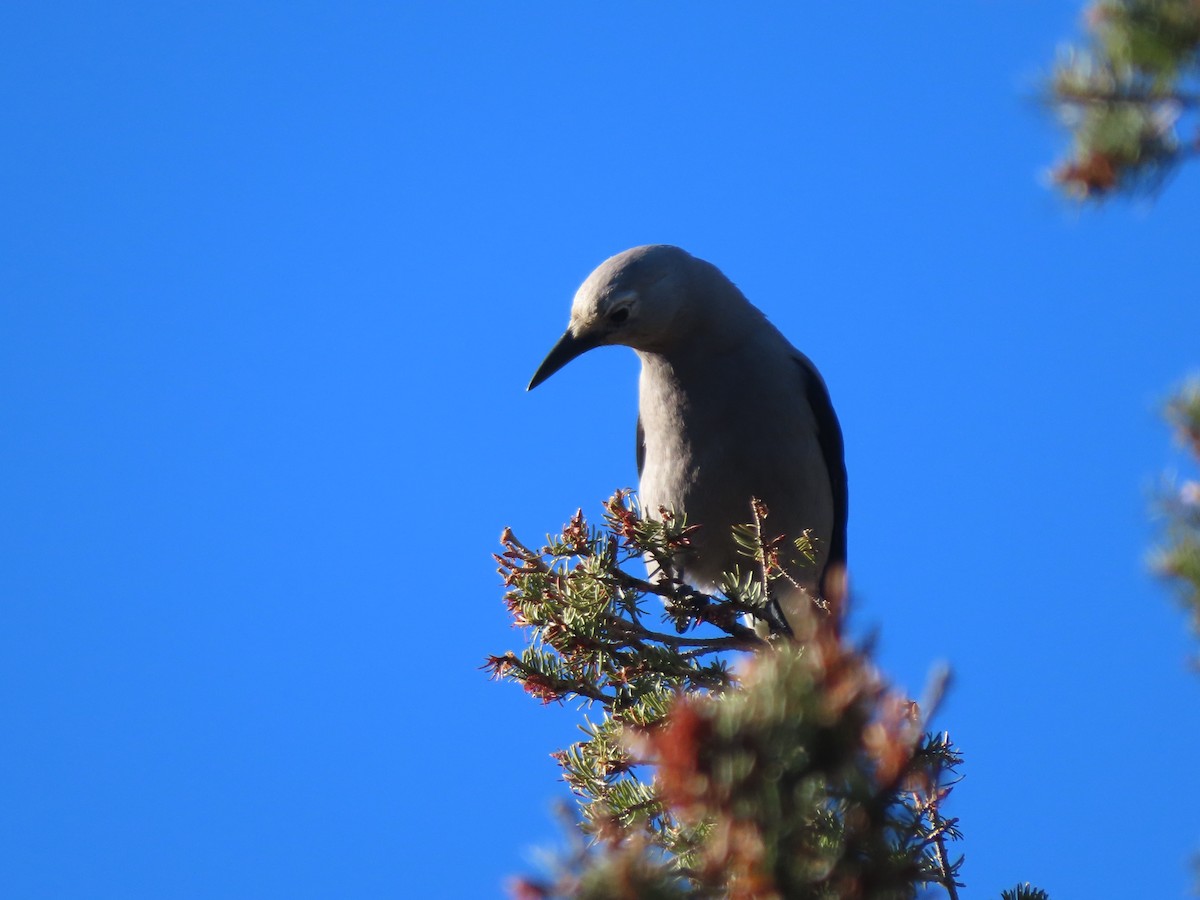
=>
[487,492,768,866]
[1155,379,1200,655]
[488,492,1041,898]
[1048,0,1200,197]
[1000,886,1051,900]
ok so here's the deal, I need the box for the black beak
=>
[527,330,600,390]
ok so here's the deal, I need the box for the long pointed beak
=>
[527,329,600,390]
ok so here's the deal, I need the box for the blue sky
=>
[3,3,1199,897]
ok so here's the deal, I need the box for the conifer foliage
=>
[1156,380,1200,654]
[489,493,1042,898]
[1050,0,1200,197]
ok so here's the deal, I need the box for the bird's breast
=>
[636,349,834,592]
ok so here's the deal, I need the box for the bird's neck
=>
[641,285,768,372]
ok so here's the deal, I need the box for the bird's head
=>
[528,244,694,390]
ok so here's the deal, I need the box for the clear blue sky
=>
[3,3,1198,897]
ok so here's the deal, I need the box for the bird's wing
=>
[636,414,646,478]
[795,355,848,574]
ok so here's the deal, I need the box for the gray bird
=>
[528,245,847,633]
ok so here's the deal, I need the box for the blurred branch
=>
[1153,379,1200,657]
[1047,1,1200,198]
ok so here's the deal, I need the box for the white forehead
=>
[570,245,686,316]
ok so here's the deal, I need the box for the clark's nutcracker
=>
[528,245,847,633]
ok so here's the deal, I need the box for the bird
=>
[527,244,847,634]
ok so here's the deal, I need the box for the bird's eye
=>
[609,307,630,325]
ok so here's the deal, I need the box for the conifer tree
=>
[489,494,1044,898]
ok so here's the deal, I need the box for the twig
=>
[931,807,962,900]
[605,566,769,645]
[610,616,762,650]
[1054,86,1200,108]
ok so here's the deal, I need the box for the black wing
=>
[636,415,646,478]
[797,357,848,583]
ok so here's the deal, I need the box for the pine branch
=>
[491,492,1046,898]
[1154,379,1200,658]
[1047,0,1200,198]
